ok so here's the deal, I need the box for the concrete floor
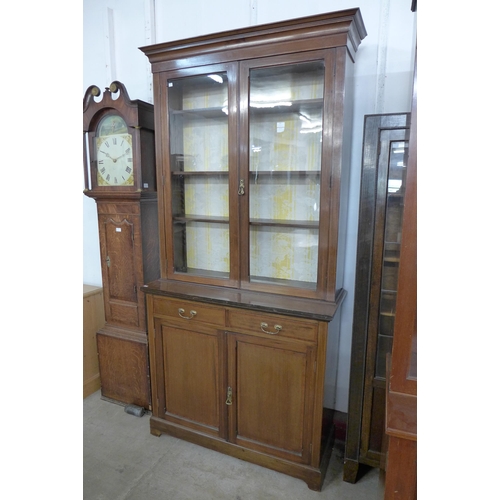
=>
[83,391,385,500]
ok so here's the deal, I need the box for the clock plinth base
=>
[96,324,151,410]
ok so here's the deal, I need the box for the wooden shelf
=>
[250,98,323,114]
[250,218,319,229]
[171,170,228,176]
[171,107,227,119]
[250,170,320,177]
[173,215,229,223]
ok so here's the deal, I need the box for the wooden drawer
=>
[227,309,318,342]
[153,296,226,327]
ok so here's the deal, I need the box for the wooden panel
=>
[108,300,139,327]
[153,296,226,327]
[96,329,150,408]
[97,202,141,215]
[227,332,315,464]
[160,323,224,437]
[384,436,417,499]
[384,49,417,500]
[104,217,136,303]
[83,285,104,398]
[386,390,417,440]
[366,385,386,458]
[227,309,317,342]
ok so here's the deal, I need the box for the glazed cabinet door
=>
[239,54,331,299]
[226,330,317,464]
[159,63,240,288]
[153,317,227,439]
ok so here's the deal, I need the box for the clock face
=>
[95,115,134,187]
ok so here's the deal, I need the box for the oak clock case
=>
[140,9,366,491]
[83,81,159,409]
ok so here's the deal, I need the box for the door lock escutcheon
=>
[225,386,233,405]
[238,179,245,195]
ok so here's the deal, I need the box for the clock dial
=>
[95,114,134,187]
[96,133,134,186]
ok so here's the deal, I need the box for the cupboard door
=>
[154,319,226,438]
[227,332,316,464]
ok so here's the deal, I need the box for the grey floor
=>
[83,391,385,500]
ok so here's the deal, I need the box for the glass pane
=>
[250,226,319,289]
[248,61,324,288]
[168,72,229,278]
[375,139,409,378]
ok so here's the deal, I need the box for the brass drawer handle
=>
[178,308,197,320]
[260,322,282,335]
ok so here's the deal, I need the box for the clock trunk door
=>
[99,214,140,328]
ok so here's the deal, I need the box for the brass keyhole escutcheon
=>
[238,179,245,195]
[225,387,233,405]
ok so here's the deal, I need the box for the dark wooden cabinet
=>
[140,9,366,490]
[344,113,411,482]
[384,50,417,500]
[83,82,159,409]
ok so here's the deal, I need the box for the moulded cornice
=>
[140,8,367,70]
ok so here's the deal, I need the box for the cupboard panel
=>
[159,323,224,437]
[228,333,315,464]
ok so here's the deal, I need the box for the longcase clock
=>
[83,81,159,409]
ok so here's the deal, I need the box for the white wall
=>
[83,0,416,412]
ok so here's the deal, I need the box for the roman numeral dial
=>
[95,133,134,186]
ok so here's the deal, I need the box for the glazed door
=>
[161,63,240,287]
[154,318,227,439]
[226,331,316,464]
[239,51,334,299]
